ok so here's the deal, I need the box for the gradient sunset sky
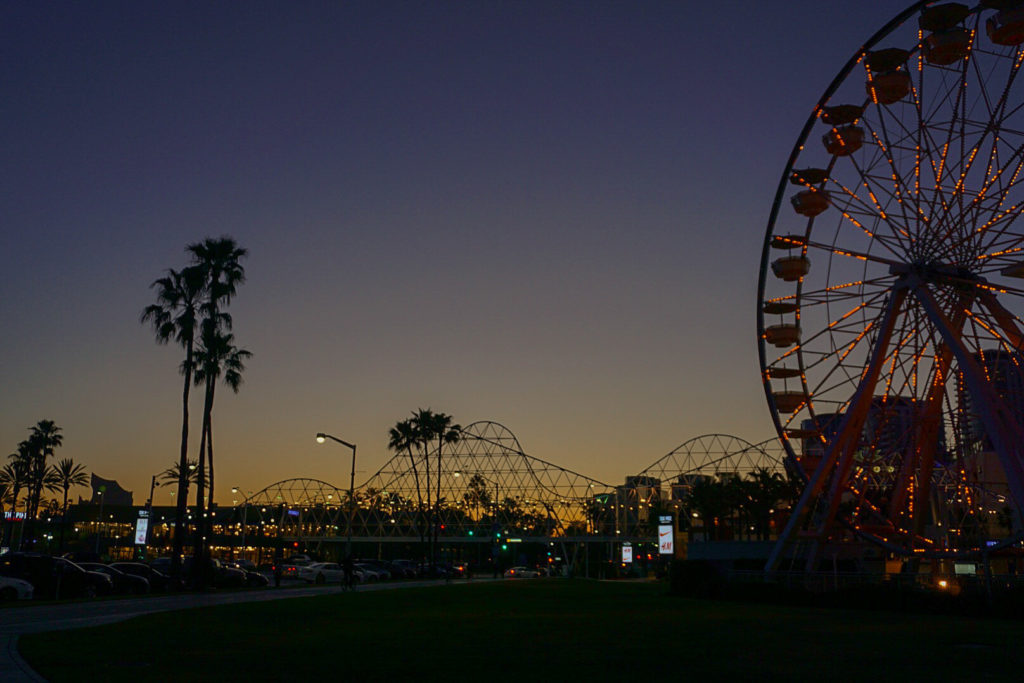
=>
[2,1,916,503]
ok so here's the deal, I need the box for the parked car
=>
[503,566,541,578]
[354,562,385,582]
[0,553,110,599]
[78,562,150,595]
[389,559,418,579]
[150,556,246,588]
[357,559,392,580]
[232,558,259,573]
[110,562,182,592]
[0,575,34,601]
[222,560,269,587]
[298,562,346,585]
[416,563,450,579]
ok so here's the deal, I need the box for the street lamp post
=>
[316,433,357,562]
[231,487,252,560]
[142,474,158,560]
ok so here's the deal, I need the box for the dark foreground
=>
[20,579,1024,682]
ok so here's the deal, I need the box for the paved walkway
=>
[0,579,467,682]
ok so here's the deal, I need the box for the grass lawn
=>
[19,579,1024,682]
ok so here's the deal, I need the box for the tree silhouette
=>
[158,459,204,489]
[427,411,460,565]
[141,264,205,577]
[387,420,424,552]
[0,456,29,550]
[187,236,247,581]
[23,420,63,548]
[192,330,251,513]
[51,458,89,552]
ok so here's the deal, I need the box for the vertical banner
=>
[622,542,633,563]
[658,515,674,555]
[134,510,149,545]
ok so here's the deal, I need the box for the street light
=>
[315,432,357,562]
[231,487,253,559]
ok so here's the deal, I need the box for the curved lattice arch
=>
[636,434,786,488]
[360,420,616,539]
[239,478,346,542]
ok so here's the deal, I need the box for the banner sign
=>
[134,516,149,545]
[622,543,633,563]
[658,524,674,555]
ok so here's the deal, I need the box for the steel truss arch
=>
[360,420,616,541]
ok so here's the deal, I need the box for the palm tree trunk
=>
[193,378,215,587]
[24,462,42,549]
[59,487,69,552]
[406,447,423,546]
[206,383,217,511]
[171,343,194,579]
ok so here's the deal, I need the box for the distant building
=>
[957,348,1024,490]
[81,474,133,507]
[958,348,1024,451]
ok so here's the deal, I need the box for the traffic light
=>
[501,543,508,551]
[468,530,474,536]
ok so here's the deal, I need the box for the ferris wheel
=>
[758,1,1024,567]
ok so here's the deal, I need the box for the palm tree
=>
[142,264,205,577]
[687,476,736,542]
[192,330,251,513]
[50,458,89,551]
[23,420,63,548]
[187,236,246,576]
[410,409,437,564]
[0,458,29,549]
[158,459,204,489]
[388,420,424,549]
[738,467,790,541]
[427,412,460,564]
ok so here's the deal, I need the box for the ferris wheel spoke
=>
[947,135,1024,258]
[831,159,916,248]
[891,300,970,527]
[914,285,1024,510]
[859,110,922,241]
[772,291,907,570]
[975,289,1024,350]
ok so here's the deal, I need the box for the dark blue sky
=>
[1,1,913,500]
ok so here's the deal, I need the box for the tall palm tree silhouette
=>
[428,412,460,566]
[1,455,29,550]
[51,457,89,552]
[24,420,62,548]
[193,330,251,512]
[187,236,247,579]
[142,264,205,578]
[388,420,424,549]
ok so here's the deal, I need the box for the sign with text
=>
[658,524,674,555]
[3,511,26,521]
[134,516,149,545]
[622,543,633,563]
